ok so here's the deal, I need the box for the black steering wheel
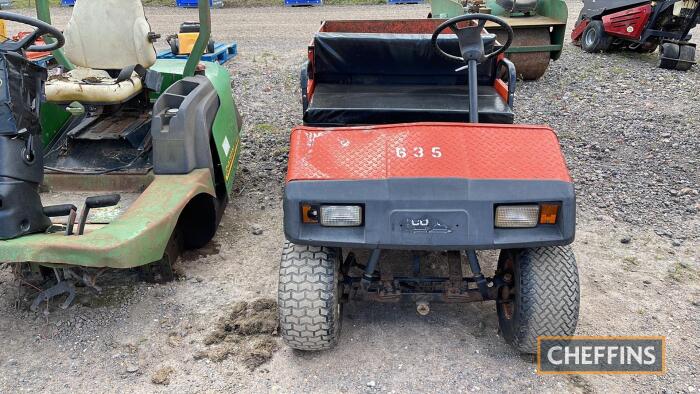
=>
[432,14,514,63]
[0,12,65,52]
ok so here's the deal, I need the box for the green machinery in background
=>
[0,0,242,310]
[430,0,568,80]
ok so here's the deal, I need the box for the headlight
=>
[320,205,363,227]
[495,205,539,228]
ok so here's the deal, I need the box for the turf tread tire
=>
[278,242,341,351]
[659,42,680,70]
[675,45,696,71]
[581,21,612,53]
[497,246,579,354]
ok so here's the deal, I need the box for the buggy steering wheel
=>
[432,14,514,63]
[0,12,65,53]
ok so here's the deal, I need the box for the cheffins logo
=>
[537,336,666,375]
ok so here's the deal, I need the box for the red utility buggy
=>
[278,15,579,354]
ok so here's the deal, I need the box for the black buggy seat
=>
[303,32,514,126]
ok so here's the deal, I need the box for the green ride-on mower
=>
[0,0,242,311]
[429,0,569,80]
[279,15,579,354]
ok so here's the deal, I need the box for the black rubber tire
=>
[169,37,180,56]
[581,20,611,53]
[659,42,680,70]
[278,242,342,351]
[675,45,696,71]
[139,228,182,283]
[179,194,225,250]
[496,246,580,354]
[207,39,216,54]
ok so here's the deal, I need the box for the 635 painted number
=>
[395,146,442,159]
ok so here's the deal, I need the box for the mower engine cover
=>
[0,53,51,240]
[283,122,576,250]
[576,0,651,20]
[168,21,215,56]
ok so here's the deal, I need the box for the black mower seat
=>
[304,84,514,126]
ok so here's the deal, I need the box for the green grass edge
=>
[7,0,388,9]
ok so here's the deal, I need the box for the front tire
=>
[581,20,611,53]
[496,246,580,354]
[278,242,342,351]
[675,44,696,71]
[139,228,183,283]
[169,37,180,55]
[659,42,680,70]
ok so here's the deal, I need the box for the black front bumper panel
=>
[284,178,576,250]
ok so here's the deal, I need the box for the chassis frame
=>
[340,249,502,306]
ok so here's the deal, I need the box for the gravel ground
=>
[1,2,699,393]
[520,4,700,244]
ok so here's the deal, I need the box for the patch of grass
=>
[7,0,60,8]
[610,65,626,75]
[272,146,289,156]
[8,0,172,8]
[252,123,277,134]
[141,0,174,5]
[623,256,639,265]
[223,0,279,6]
[8,0,384,9]
[253,51,278,63]
[667,262,698,283]
[223,0,384,7]
[283,74,297,90]
[324,0,385,4]
[622,256,639,272]
[151,366,175,385]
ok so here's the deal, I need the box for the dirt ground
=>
[1,2,699,393]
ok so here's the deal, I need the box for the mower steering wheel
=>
[432,14,514,63]
[0,12,65,53]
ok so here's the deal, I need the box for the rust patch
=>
[43,172,154,193]
[496,27,552,80]
[0,169,216,268]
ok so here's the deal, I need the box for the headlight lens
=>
[495,205,540,228]
[320,205,363,227]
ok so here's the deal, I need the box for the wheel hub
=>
[584,28,597,47]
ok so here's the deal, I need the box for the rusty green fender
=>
[0,169,215,268]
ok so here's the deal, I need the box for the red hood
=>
[287,122,572,183]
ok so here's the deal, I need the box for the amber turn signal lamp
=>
[301,204,319,224]
[539,203,560,225]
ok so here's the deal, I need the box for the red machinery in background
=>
[572,0,698,70]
